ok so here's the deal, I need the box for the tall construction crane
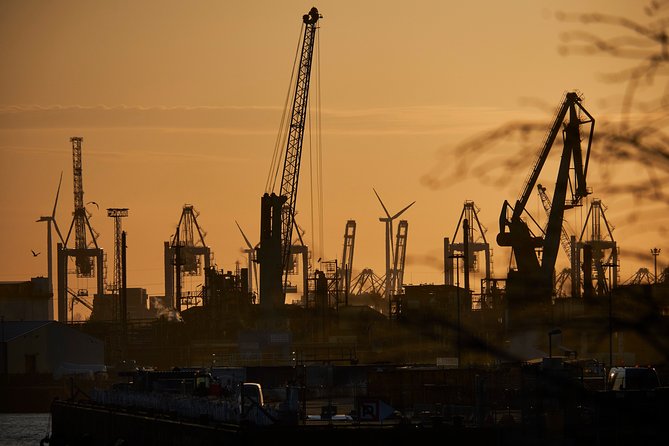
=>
[497,92,594,325]
[257,7,321,309]
[57,137,104,322]
[64,137,101,277]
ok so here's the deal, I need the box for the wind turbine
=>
[235,220,259,297]
[373,188,415,304]
[37,171,66,320]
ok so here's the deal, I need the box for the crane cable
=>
[308,28,324,265]
[266,24,305,194]
[264,22,325,267]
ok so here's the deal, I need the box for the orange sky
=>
[0,0,664,317]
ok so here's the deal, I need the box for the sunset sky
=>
[1,0,664,316]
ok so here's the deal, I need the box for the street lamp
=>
[651,248,661,284]
[548,328,562,358]
[448,253,465,368]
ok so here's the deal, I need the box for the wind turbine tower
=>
[36,172,65,320]
[373,188,415,315]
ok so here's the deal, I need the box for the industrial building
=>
[0,277,51,321]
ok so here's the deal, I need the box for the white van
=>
[607,366,660,391]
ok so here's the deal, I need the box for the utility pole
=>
[121,231,128,354]
[449,253,464,368]
[603,261,616,368]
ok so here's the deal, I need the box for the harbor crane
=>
[575,199,618,297]
[445,200,492,294]
[497,92,594,325]
[257,7,321,309]
[164,204,211,312]
[57,137,104,323]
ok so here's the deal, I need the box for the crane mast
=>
[258,7,321,309]
[65,136,100,277]
[391,220,408,298]
[340,220,356,297]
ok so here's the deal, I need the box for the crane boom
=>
[537,184,572,263]
[279,7,321,293]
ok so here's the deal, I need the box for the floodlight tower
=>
[107,208,129,321]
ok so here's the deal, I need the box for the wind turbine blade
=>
[373,188,391,218]
[391,200,416,220]
[52,171,63,219]
[235,220,254,250]
[52,219,65,245]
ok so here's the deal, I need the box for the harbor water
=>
[0,413,51,446]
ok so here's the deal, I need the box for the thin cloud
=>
[2,103,651,137]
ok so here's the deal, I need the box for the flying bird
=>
[31,250,40,257]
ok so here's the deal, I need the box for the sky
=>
[0,0,664,317]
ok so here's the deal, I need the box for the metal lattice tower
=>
[278,7,321,303]
[107,208,129,294]
[64,136,100,277]
[58,137,104,322]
